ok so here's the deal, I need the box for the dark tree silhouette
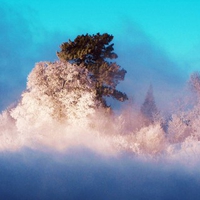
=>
[141,84,158,124]
[57,33,128,107]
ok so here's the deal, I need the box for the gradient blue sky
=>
[6,0,200,59]
[1,0,200,109]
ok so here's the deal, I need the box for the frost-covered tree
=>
[11,61,97,131]
[0,110,22,150]
[167,113,191,143]
[57,33,128,107]
[189,72,200,98]
[140,85,159,124]
[185,72,200,135]
[166,73,200,143]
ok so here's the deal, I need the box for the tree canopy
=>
[57,33,128,107]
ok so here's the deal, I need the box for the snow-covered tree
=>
[166,73,200,143]
[11,61,97,132]
[167,113,191,143]
[189,72,200,98]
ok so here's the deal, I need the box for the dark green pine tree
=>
[141,84,158,123]
[57,33,128,107]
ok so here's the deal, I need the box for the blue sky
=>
[1,0,200,109]
[6,0,200,59]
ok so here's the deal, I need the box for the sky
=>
[1,0,200,110]
[1,1,200,199]
[4,0,200,59]
[5,0,200,57]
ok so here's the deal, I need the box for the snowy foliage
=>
[0,110,22,150]
[167,113,191,143]
[166,72,200,144]
[11,61,97,132]
[113,123,166,155]
[2,59,200,159]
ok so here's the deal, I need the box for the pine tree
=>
[141,84,158,124]
[57,33,128,107]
